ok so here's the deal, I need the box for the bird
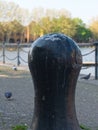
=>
[80,73,91,80]
[12,65,17,71]
[5,92,12,99]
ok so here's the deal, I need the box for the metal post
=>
[94,42,98,79]
[28,33,82,130]
[17,42,20,66]
[2,42,5,64]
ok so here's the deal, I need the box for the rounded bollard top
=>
[29,33,82,69]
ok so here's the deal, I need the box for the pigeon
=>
[80,73,91,80]
[12,65,17,71]
[5,92,12,99]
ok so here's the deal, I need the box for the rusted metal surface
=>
[28,33,82,130]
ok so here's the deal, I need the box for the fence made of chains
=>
[0,43,31,66]
[0,42,96,67]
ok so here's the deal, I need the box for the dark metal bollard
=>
[28,33,82,130]
[94,42,98,80]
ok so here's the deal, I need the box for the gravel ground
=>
[0,65,98,130]
[0,65,34,130]
[76,78,98,130]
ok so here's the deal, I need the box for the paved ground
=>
[0,64,98,130]
[76,77,98,130]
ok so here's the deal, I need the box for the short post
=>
[28,33,82,130]
[2,41,5,64]
[17,42,20,66]
[94,42,98,80]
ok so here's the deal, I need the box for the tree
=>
[89,17,98,40]
[0,0,31,26]
[0,1,20,22]
[72,18,92,42]
[10,20,25,42]
[57,16,76,37]
[0,0,95,43]
[31,7,45,22]
[39,17,52,34]
[0,20,24,43]
[29,21,41,40]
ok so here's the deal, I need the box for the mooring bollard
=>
[28,33,82,130]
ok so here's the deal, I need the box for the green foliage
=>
[72,18,93,42]
[73,26,92,42]
[12,125,28,130]
[0,0,96,42]
[80,124,91,130]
